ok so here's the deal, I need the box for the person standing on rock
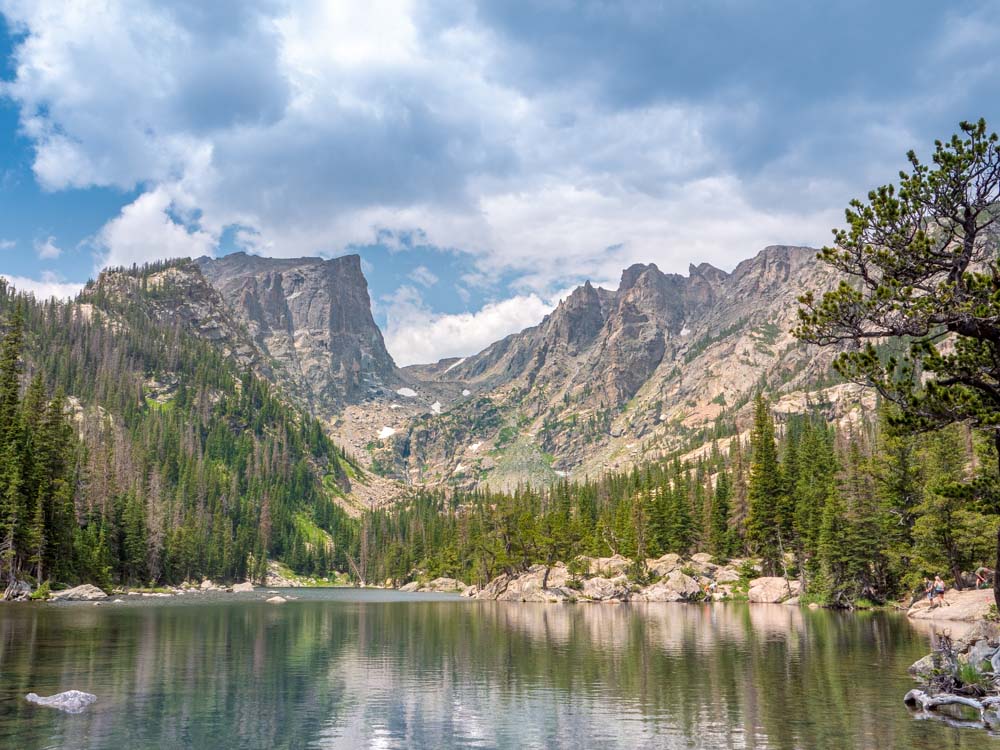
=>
[932,576,949,608]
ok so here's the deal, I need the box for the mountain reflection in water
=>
[0,591,992,749]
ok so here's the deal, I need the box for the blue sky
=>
[1,1,999,364]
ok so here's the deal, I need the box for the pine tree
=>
[746,395,784,575]
[709,470,733,559]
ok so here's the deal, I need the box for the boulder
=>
[475,565,575,602]
[645,553,682,577]
[581,575,630,601]
[953,620,1000,652]
[460,585,478,598]
[50,584,107,602]
[587,554,632,577]
[26,690,97,714]
[418,577,467,593]
[714,567,741,583]
[398,581,420,592]
[908,653,938,679]
[3,579,32,601]
[231,581,255,593]
[907,588,994,623]
[964,640,998,670]
[266,596,287,604]
[690,553,714,565]
[636,571,701,602]
[747,577,799,604]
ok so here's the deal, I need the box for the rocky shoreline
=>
[402,553,804,605]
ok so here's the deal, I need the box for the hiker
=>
[976,567,994,590]
[932,575,949,607]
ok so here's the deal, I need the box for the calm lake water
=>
[0,589,995,749]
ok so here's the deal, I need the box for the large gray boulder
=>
[475,564,575,602]
[3,579,32,601]
[581,575,630,601]
[714,567,741,583]
[636,571,701,602]
[645,553,682,577]
[50,584,107,602]
[231,581,255,593]
[26,690,97,713]
[747,577,799,603]
[418,577,467,593]
[586,555,632,577]
[398,581,420,592]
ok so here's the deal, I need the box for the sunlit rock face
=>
[198,253,399,412]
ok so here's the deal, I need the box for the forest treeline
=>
[0,266,356,591]
[358,395,999,605]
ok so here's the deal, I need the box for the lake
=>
[0,590,995,749]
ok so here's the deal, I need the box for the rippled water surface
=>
[0,590,996,749]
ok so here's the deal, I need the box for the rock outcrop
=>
[3,579,32,601]
[907,587,995,622]
[747,577,800,604]
[198,253,399,411]
[397,245,852,490]
[50,584,108,602]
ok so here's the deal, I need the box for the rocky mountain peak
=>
[197,252,398,413]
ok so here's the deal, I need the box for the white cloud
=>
[409,265,439,287]
[34,235,61,259]
[1,270,82,299]
[0,239,15,250]
[0,0,987,308]
[383,284,554,365]
[94,187,216,270]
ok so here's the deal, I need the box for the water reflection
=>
[0,594,992,749]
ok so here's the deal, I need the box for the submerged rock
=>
[266,596,287,604]
[50,584,107,602]
[26,690,97,713]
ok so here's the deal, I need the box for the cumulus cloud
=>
[94,187,216,270]
[383,285,554,366]
[1,270,82,300]
[1,0,998,362]
[0,239,15,250]
[34,235,61,259]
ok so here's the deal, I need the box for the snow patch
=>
[378,426,396,439]
[396,388,417,398]
[431,401,442,414]
[680,326,691,337]
[453,463,465,475]
[462,389,471,396]
[444,357,466,374]
[469,442,482,452]
[390,404,401,409]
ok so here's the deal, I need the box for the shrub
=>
[29,581,50,601]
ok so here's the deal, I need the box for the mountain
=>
[196,253,399,413]
[387,246,856,490]
[77,246,858,497]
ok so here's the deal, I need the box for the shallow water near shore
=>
[0,590,995,749]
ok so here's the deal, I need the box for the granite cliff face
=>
[197,253,399,413]
[84,246,856,497]
[394,246,850,490]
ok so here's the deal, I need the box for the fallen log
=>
[904,689,987,714]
